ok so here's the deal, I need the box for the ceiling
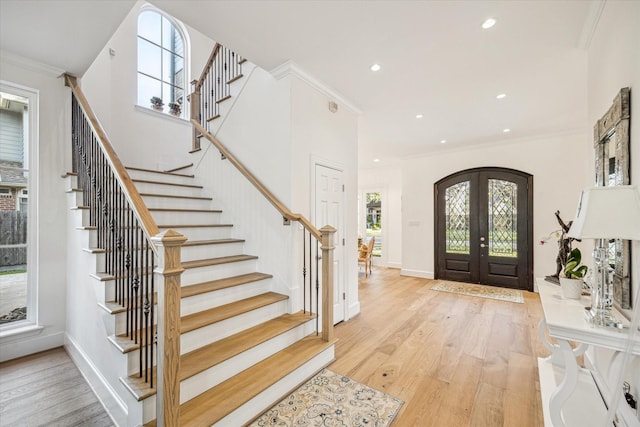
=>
[1,0,600,168]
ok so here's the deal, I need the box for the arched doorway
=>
[434,167,533,291]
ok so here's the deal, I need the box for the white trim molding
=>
[400,269,434,279]
[270,61,362,115]
[0,50,66,77]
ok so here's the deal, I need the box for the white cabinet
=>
[536,278,640,427]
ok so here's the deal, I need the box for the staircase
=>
[65,164,335,426]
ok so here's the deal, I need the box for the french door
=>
[435,168,533,291]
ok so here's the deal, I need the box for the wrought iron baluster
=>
[150,249,155,388]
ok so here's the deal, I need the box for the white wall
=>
[0,56,69,361]
[398,130,590,281]
[358,167,402,269]
[289,73,360,319]
[81,0,216,171]
[585,0,640,413]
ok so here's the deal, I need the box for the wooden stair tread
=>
[182,311,316,380]
[227,74,244,84]
[139,193,212,201]
[206,114,220,122]
[126,166,194,178]
[164,163,193,173]
[158,223,233,229]
[122,312,315,401]
[182,272,271,298]
[215,95,232,104]
[181,254,257,270]
[178,336,335,427]
[181,292,288,334]
[182,238,244,248]
[148,208,222,213]
[132,178,203,189]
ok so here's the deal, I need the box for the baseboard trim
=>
[347,301,361,320]
[65,334,127,427]
[0,330,63,362]
[386,262,402,269]
[400,269,434,279]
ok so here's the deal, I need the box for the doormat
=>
[248,368,404,426]
[431,281,524,303]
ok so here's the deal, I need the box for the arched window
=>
[137,8,187,117]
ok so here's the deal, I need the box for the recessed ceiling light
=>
[416,114,423,119]
[370,64,381,72]
[496,93,506,99]
[440,139,447,144]
[482,18,496,29]
[373,158,380,162]
[503,128,511,133]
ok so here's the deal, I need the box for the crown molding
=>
[577,0,606,50]
[0,50,66,77]
[270,60,362,115]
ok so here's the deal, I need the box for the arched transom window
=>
[137,9,186,117]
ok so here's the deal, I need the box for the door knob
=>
[480,243,486,248]
[480,237,486,241]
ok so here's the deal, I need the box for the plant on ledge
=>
[168,101,182,116]
[563,248,588,279]
[150,96,164,111]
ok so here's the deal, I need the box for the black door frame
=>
[434,167,534,291]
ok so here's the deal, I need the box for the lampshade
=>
[568,185,640,240]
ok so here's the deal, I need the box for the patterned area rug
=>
[249,368,404,426]
[431,281,524,303]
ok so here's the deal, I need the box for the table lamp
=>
[568,185,640,326]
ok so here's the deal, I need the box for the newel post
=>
[189,80,201,151]
[151,229,187,427]
[320,225,336,342]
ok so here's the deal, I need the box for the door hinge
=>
[342,184,345,192]
[343,292,346,300]
[342,238,345,246]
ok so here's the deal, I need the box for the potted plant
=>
[150,96,164,111]
[168,101,182,116]
[560,248,588,299]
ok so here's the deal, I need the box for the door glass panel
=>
[445,181,470,254]
[488,179,517,257]
[365,192,382,257]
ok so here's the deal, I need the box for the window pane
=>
[162,50,184,88]
[138,74,162,107]
[138,11,161,44]
[138,38,161,80]
[162,17,173,49]
[488,179,518,257]
[365,192,382,257]
[445,181,470,254]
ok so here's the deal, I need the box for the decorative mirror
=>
[594,87,631,308]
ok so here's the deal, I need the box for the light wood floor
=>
[330,267,549,427]
[0,347,114,427]
[0,268,549,427]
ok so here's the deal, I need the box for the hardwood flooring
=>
[330,267,549,427]
[0,348,113,427]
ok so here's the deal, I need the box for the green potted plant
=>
[168,101,181,116]
[560,248,588,299]
[150,96,164,111]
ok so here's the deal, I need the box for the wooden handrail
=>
[65,74,160,240]
[193,43,221,91]
[193,120,322,240]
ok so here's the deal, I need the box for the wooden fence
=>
[0,211,27,267]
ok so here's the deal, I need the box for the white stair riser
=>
[180,322,316,403]
[181,259,258,285]
[126,347,158,376]
[70,207,89,226]
[83,251,105,273]
[213,344,335,427]
[159,226,233,241]
[126,169,200,186]
[180,277,272,316]
[141,196,213,210]
[181,300,288,354]
[66,190,84,207]
[64,174,78,189]
[181,241,245,263]
[149,210,222,225]
[133,181,207,198]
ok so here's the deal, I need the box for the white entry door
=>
[315,164,344,324]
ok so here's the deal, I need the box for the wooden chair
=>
[358,237,375,277]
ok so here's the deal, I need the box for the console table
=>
[536,278,639,427]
